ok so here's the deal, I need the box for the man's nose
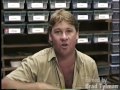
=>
[61,33,68,40]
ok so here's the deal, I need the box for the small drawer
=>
[72,0,92,9]
[94,10,112,20]
[111,43,120,53]
[112,32,120,42]
[93,0,112,9]
[77,34,92,44]
[27,11,49,22]
[98,66,109,76]
[93,33,110,43]
[110,65,120,74]
[27,23,48,34]
[112,10,120,20]
[112,0,120,9]
[26,0,48,9]
[3,23,25,34]
[4,11,26,22]
[49,0,71,9]
[110,54,120,64]
[72,11,93,21]
[112,21,119,31]
[2,0,25,9]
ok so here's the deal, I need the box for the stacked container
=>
[26,0,49,34]
[110,0,120,78]
[93,0,113,77]
[2,0,26,34]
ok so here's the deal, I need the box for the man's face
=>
[49,21,79,56]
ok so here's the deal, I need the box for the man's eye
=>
[55,31,61,34]
[67,30,72,33]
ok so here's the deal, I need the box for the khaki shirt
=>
[7,47,100,89]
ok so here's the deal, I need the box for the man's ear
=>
[49,34,53,45]
[49,34,52,42]
[76,31,79,39]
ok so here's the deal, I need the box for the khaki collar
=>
[48,47,56,61]
[48,47,83,72]
[75,50,84,73]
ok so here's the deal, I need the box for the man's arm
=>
[2,77,59,89]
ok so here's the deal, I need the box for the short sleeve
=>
[6,56,38,83]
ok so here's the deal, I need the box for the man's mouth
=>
[61,44,68,48]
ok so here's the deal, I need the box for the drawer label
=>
[112,0,119,1]
[77,3,88,8]
[78,15,88,20]
[9,16,21,21]
[55,3,66,8]
[31,3,43,8]
[98,3,108,8]
[98,37,108,42]
[8,3,20,8]
[7,28,21,33]
[78,38,88,43]
[33,15,45,21]
[31,28,44,33]
[99,14,109,19]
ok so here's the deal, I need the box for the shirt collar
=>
[75,49,84,73]
[48,47,83,70]
[48,47,56,61]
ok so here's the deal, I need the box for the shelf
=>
[2,55,27,60]
[97,61,109,67]
[2,51,109,60]
[78,20,112,23]
[99,74,110,77]
[94,20,112,23]
[2,43,49,48]
[2,67,17,72]
[85,51,109,55]
[108,75,120,84]
[2,33,48,36]
[80,30,111,34]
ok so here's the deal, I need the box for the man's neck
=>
[56,50,76,62]
[55,50,76,89]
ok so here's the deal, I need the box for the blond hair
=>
[48,9,79,33]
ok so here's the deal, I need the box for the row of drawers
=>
[2,10,119,22]
[2,24,120,43]
[2,20,120,33]
[2,0,120,10]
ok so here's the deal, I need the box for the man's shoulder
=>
[23,48,52,61]
[31,47,53,59]
[25,47,53,62]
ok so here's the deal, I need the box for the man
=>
[2,9,100,89]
